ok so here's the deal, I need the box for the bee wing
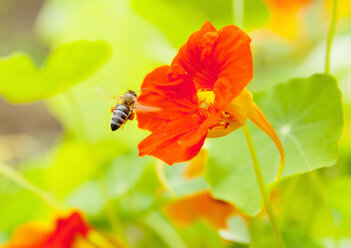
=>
[94,86,122,105]
[133,103,161,113]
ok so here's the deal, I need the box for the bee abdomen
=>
[110,104,131,131]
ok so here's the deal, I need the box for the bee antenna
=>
[136,88,147,93]
[122,84,129,91]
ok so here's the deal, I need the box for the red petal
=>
[3,212,90,248]
[137,65,199,132]
[46,212,90,247]
[138,115,209,165]
[172,21,218,91]
[213,25,253,108]
[172,21,253,109]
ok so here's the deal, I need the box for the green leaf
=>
[105,154,149,198]
[143,212,187,248]
[131,0,268,47]
[0,40,111,103]
[206,74,344,215]
[219,216,251,244]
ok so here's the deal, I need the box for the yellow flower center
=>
[197,90,254,138]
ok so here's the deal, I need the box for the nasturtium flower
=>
[164,191,245,229]
[137,21,284,171]
[263,0,313,39]
[2,211,90,248]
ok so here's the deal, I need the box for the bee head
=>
[127,90,137,98]
[123,90,137,105]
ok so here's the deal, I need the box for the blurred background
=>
[0,0,351,247]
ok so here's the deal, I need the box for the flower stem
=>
[325,0,338,74]
[0,162,63,210]
[309,172,340,247]
[242,125,285,248]
[233,0,244,28]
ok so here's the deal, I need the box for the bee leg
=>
[129,111,135,121]
[110,106,115,113]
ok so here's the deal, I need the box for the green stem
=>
[64,91,87,141]
[242,125,285,248]
[98,179,129,247]
[309,172,340,247]
[248,217,259,248]
[156,160,176,197]
[325,0,338,74]
[233,0,244,28]
[0,162,63,210]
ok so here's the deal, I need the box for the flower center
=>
[197,91,216,110]
[197,90,254,138]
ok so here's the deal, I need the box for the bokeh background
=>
[0,0,351,247]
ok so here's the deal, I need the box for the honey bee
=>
[110,90,138,131]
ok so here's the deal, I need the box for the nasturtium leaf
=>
[219,216,250,244]
[131,0,268,47]
[0,40,111,103]
[206,74,343,215]
[105,155,149,198]
[143,212,187,248]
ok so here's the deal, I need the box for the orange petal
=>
[2,222,51,248]
[183,148,208,179]
[164,191,236,229]
[248,104,285,180]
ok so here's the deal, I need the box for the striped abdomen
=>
[110,104,131,131]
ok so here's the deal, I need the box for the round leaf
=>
[206,74,344,215]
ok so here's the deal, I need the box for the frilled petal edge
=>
[137,65,198,133]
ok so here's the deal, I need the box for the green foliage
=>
[0,40,111,103]
[0,0,350,247]
[131,0,268,47]
[206,74,344,215]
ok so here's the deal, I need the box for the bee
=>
[110,90,138,131]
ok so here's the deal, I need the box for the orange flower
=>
[164,191,245,229]
[137,21,284,176]
[137,21,253,164]
[263,0,314,38]
[2,211,90,248]
[265,0,312,10]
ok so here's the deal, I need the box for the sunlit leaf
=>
[178,222,228,248]
[219,216,250,244]
[0,40,111,103]
[143,212,187,248]
[206,74,343,215]
[131,0,268,47]
[105,155,149,198]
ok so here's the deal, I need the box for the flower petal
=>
[47,212,90,247]
[172,21,253,109]
[212,25,253,108]
[138,115,209,165]
[248,104,285,180]
[1,222,51,248]
[183,148,208,178]
[172,21,218,91]
[3,211,90,248]
[164,191,235,229]
[137,65,198,132]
